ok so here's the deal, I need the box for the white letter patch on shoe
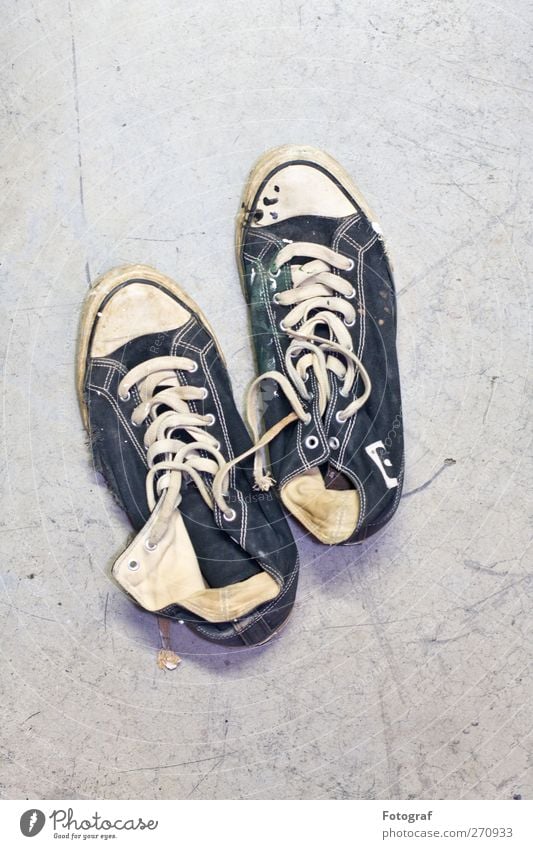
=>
[365,440,398,489]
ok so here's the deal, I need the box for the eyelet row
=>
[304,435,341,451]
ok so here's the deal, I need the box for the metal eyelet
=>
[213,439,221,451]
[345,258,355,271]
[305,435,319,450]
[119,390,131,402]
[273,293,281,304]
[128,560,140,571]
[303,413,312,425]
[144,539,157,552]
[329,437,340,450]
[345,317,356,327]
[336,411,347,425]
[279,319,288,331]
[270,266,281,278]
[205,413,216,426]
[339,387,350,398]
[188,362,198,373]
[346,287,356,300]
[223,509,236,522]
[199,387,208,399]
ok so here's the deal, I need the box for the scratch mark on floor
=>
[68,0,91,284]
[425,629,474,645]
[117,752,236,774]
[0,600,55,623]
[483,375,499,424]
[127,237,179,243]
[186,756,224,798]
[378,688,401,797]
[22,711,41,724]
[466,575,532,611]
[464,558,509,577]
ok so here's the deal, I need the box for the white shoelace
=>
[239,241,372,490]
[118,356,237,548]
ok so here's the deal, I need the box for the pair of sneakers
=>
[77,146,404,648]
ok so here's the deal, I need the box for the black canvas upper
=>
[84,278,298,645]
[240,169,404,541]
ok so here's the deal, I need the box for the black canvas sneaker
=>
[77,265,298,646]
[236,146,404,545]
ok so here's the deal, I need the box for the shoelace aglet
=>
[253,472,276,492]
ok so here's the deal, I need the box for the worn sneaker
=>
[236,146,404,545]
[76,265,298,646]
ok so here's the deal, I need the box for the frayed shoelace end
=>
[156,649,181,671]
[253,473,276,492]
[157,616,181,670]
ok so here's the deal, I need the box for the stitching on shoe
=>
[331,221,367,465]
[92,357,129,375]
[341,230,378,254]
[88,383,148,468]
[251,229,284,259]
[201,344,234,466]
[332,213,359,247]
[103,366,114,392]
[336,239,374,467]
[334,229,399,516]
[170,317,196,354]
[260,261,287,380]
[237,490,247,550]
[366,460,404,527]
[261,560,283,584]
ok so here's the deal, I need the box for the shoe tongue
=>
[322,464,353,490]
[265,215,343,251]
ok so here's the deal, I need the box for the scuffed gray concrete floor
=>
[1,0,531,800]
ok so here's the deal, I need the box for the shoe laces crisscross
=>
[118,355,237,547]
[235,241,372,490]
